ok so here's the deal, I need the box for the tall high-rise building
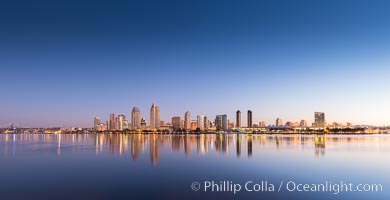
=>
[131,107,142,130]
[247,110,252,128]
[197,115,208,131]
[109,113,115,130]
[300,120,307,127]
[184,111,191,130]
[93,117,100,130]
[276,118,283,126]
[313,112,326,128]
[215,114,228,131]
[117,114,125,131]
[172,116,181,131]
[236,110,241,128]
[150,103,160,129]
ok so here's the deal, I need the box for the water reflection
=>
[1,134,390,166]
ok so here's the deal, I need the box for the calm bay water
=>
[0,133,389,200]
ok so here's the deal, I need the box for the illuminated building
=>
[93,117,100,130]
[247,110,252,128]
[184,111,191,130]
[236,110,241,128]
[276,118,283,126]
[259,121,266,127]
[313,112,326,128]
[172,116,181,131]
[150,103,160,129]
[215,114,228,131]
[197,115,208,131]
[131,107,142,129]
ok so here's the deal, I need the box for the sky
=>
[1,0,390,128]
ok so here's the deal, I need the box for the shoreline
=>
[0,132,389,135]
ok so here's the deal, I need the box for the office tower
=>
[313,112,326,128]
[172,116,181,131]
[276,118,283,126]
[109,113,115,130]
[160,121,165,127]
[184,111,191,130]
[117,114,125,131]
[197,115,208,131]
[215,114,228,131]
[236,110,241,128]
[247,110,252,128]
[150,103,160,129]
[131,106,142,130]
[300,120,307,127]
[93,117,100,130]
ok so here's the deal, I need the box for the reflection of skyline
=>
[2,134,390,165]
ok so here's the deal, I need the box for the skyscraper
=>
[247,110,252,128]
[117,114,125,131]
[131,106,142,130]
[236,110,241,128]
[184,111,191,130]
[215,114,228,131]
[197,115,208,131]
[109,113,115,130]
[276,118,283,126]
[93,117,100,130]
[313,112,326,128]
[172,116,181,131]
[150,103,160,129]
[300,120,307,127]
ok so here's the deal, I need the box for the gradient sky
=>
[1,0,390,128]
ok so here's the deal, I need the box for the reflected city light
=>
[1,134,390,165]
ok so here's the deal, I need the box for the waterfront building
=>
[172,116,181,131]
[131,107,142,130]
[197,115,208,131]
[276,118,283,126]
[247,110,252,128]
[259,121,266,127]
[123,119,129,130]
[96,123,107,131]
[109,113,115,130]
[184,111,191,130]
[236,110,241,128]
[215,114,228,131]
[313,112,326,128]
[150,103,160,129]
[190,121,197,130]
[93,117,100,130]
[141,118,147,128]
[117,114,125,131]
[300,120,307,127]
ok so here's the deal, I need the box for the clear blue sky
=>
[1,0,390,127]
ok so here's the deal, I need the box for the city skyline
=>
[2,0,390,127]
[2,100,389,128]
[90,102,371,131]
